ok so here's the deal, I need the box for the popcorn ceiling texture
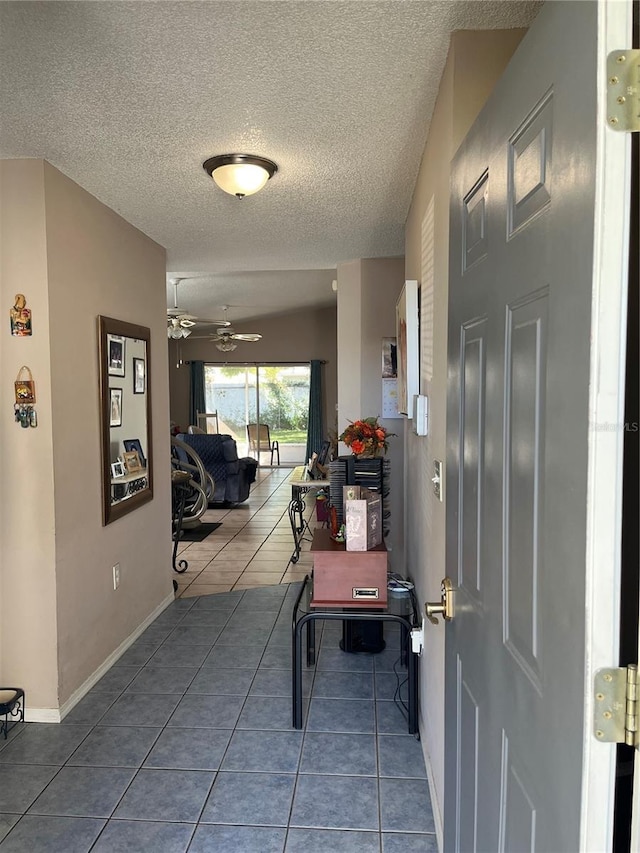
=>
[0,1,541,321]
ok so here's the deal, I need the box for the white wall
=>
[0,160,172,714]
[336,257,405,569]
[403,28,526,832]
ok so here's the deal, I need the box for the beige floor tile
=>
[210,557,252,569]
[173,559,213,572]
[234,571,284,586]
[198,569,244,583]
[244,562,288,573]
[281,571,310,582]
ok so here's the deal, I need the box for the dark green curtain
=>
[189,361,205,428]
[305,360,323,461]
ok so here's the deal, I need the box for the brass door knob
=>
[425,578,454,625]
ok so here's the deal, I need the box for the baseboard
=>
[419,707,444,852]
[25,591,175,724]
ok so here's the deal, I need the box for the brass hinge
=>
[594,665,639,747]
[607,51,640,132]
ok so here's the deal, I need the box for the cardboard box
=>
[311,528,387,608]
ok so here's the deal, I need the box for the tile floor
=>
[0,468,436,852]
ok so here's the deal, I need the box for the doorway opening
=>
[204,363,311,466]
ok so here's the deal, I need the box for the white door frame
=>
[580,1,633,849]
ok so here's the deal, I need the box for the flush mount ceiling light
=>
[202,154,278,199]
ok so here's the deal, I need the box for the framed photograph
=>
[123,438,146,468]
[107,334,125,376]
[396,280,419,417]
[111,460,125,478]
[109,388,123,427]
[122,450,143,474]
[133,357,145,394]
[382,337,397,378]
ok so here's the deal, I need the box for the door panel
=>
[444,2,630,850]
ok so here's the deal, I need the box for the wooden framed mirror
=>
[98,316,153,525]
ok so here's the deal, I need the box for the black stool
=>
[0,688,25,738]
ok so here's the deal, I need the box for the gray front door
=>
[445,2,631,850]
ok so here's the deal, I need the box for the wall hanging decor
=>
[10,294,32,336]
[14,366,37,428]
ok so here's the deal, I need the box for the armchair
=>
[176,433,257,504]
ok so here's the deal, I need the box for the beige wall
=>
[169,306,338,440]
[336,257,405,568]
[0,160,172,713]
[403,28,526,831]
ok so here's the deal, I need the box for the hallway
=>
[0,470,435,851]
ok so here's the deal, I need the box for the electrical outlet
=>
[112,563,120,590]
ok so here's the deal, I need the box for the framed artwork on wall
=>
[109,387,123,427]
[107,334,125,376]
[133,357,145,394]
[396,280,419,417]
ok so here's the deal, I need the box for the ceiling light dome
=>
[203,154,278,199]
[215,339,238,352]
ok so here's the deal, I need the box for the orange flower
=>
[350,439,365,455]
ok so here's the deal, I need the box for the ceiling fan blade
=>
[195,318,232,327]
[179,318,196,328]
[231,333,262,342]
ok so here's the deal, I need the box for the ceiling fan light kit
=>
[202,154,278,199]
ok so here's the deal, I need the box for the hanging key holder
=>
[14,366,37,428]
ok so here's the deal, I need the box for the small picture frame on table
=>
[122,450,143,474]
[123,438,146,468]
[133,357,145,394]
[111,460,125,478]
[109,388,123,427]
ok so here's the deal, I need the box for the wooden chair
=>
[246,423,280,465]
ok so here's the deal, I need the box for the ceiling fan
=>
[192,306,262,351]
[167,278,230,339]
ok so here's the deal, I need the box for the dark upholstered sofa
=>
[175,434,258,504]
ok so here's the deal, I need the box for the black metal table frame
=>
[291,575,419,736]
[287,484,313,564]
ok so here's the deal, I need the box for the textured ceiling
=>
[0,1,541,323]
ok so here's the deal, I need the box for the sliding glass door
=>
[204,364,310,466]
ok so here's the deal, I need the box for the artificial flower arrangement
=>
[339,417,395,457]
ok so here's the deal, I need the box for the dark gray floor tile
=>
[144,728,232,770]
[291,774,378,830]
[0,725,91,766]
[189,824,285,853]
[379,779,435,833]
[166,625,223,646]
[116,643,158,667]
[300,732,376,776]
[306,699,375,733]
[92,819,195,853]
[250,669,312,698]
[61,693,118,725]
[0,723,25,751]
[98,693,182,728]
[178,610,231,628]
[0,766,59,813]
[376,701,412,735]
[376,672,409,702]
[236,696,294,731]
[378,735,427,778]
[166,597,197,614]
[167,694,244,729]
[221,730,302,773]
[285,827,379,852]
[203,645,264,669]
[91,666,141,693]
[382,832,439,852]
[188,668,255,696]
[147,644,210,668]
[374,648,408,673]
[200,772,295,826]
[312,672,374,700]
[266,627,293,647]
[67,726,161,767]
[216,626,272,645]
[27,766,135,817]
[236,589,286,609]
[225,611,279,631]
[125,665,199,694]
[317,648,374,672]
[259,645,295,670]
[135,625,174,647]
[113,768,214,823]
[0,814,20,843]
[0,814,105,852]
